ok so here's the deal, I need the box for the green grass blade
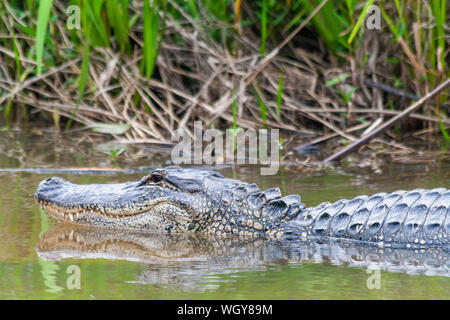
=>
[325,73,350,87]
[379,4,399,39]
[141,0,165,79]
[141,0,152,78]
[276,69,284,119]
[4,100,13,127]
[432,0,445,73]
[65,39,91,131]
[187,0,198,18]
[282,8,305,33]
[301,0,342,52]
[84,0,109,47]
[347,0,374,44]
[232,91,238,130]
[35,0,53,75]
[259,0,268,56]
[106,0,130,53]
[11,34,21,78]
[438,118,450,142]
[252,83,267,128]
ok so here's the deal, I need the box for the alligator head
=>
[35,166,301,236]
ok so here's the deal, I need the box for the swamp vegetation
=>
[0,0,448,162]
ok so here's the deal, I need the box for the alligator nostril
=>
[36,177,68,202]
[37,177,67,195]
[44,177,66,185]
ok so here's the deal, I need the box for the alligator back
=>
[284,188,450,247]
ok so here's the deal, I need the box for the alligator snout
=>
[35,176,153,216]
[35,177,69,202]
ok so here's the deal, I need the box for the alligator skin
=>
[283,188,450,248]
[35,167,450,248]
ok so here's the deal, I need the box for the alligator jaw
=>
[34,173,202,232]
[36,199,159,223]
[34,176,161,224]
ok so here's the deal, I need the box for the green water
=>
[0,131,449,299]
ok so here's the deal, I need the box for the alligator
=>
[34,166,450,248]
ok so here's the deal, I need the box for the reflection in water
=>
[38,259,64,294]
[36,224,450,292]
[38,204,65,293]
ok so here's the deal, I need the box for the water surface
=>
[0,131,449,299]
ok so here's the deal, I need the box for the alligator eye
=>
[150,172,163,183]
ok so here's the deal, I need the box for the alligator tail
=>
[284,188,450,247]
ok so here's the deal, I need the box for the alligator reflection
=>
[36,224,450,291]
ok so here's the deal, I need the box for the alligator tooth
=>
[69,230,74,241]
[75,212,80,219]
[68,213,74,221]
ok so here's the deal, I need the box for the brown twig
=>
[360,76,450,109]
[323,78,450,163]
